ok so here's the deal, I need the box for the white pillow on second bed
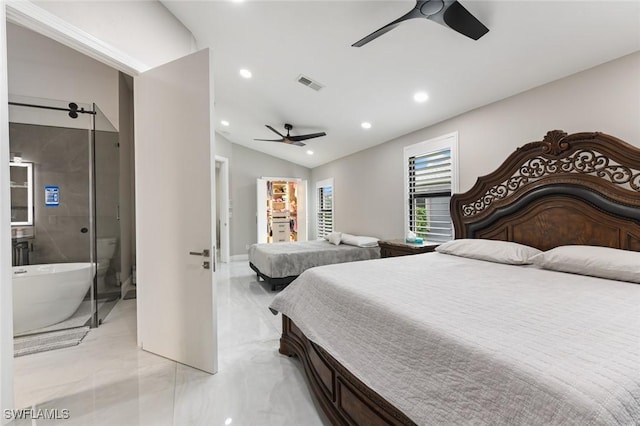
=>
[435,239,541,265]
[530,245,640,283]
[326,232,342,245]
[324,232,379,247]
[341,233,379,248]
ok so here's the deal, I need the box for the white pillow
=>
[341,233,379,248]
[530,245,640,283]
[435,239,541,265]
[326,232,342,245]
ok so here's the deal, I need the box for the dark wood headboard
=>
[451,130,640,251]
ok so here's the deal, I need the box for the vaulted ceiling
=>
[163,1,640,168]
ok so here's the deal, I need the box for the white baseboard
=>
[230,254,249,261]
[120,276,133,299]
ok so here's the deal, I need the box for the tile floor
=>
[11,261,329,426]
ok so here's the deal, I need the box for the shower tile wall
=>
[10,123,120,278]
[10,123,90,264]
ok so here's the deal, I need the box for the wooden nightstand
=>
[378,239,439,258]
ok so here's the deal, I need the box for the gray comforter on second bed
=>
[249,240,380,278]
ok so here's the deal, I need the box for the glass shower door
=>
[92,104,120,325]
[8,95,98,335]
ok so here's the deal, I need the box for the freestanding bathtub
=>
[13,263,94,334]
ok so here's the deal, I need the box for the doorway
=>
[256,177,308,244]
[215,155,230,263]
[2,17,143,413]
[1,4,218,413]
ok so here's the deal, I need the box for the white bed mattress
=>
[270,252,640,425]
[249,240,380,278]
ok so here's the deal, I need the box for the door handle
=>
[189,249,210,257]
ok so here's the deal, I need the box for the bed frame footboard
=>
[280,315,416,426]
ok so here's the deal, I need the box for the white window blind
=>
[405,133,458,243]
[316,179,334,238]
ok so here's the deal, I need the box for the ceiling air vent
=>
[296,74,324,92]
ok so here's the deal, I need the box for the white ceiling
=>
[162,1,640,169]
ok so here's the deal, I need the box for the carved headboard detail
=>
[451,131,640,251]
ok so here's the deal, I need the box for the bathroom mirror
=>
[10,161,33,226]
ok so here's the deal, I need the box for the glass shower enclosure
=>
[8,95,120,337]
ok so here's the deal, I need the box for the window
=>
[316,178,334,239]
[404,133,458,243]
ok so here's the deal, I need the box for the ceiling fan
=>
[254,124,326,147]
[352,0,489,47]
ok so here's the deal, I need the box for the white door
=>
[257,178,268,243]
[134,49,217,373]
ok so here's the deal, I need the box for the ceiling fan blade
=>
[352,7,423,47]
[265,125,286,138]
[288,132,326,142]
[436,1,489,40]
[292,141,306,147]
[254,138,285,142]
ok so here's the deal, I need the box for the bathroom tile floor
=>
[12,261,329,426]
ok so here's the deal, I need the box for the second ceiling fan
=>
[352,0,489,47]
[254,124,326,147]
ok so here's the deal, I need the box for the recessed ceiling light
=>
[306,150,314,155]
[239,69,252,79]
[413,91,429,103]
[220,120,230,126]
[361,122,372,129]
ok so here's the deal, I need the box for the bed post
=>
[279,315,296,356]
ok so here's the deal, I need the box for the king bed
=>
[269,131,640,425]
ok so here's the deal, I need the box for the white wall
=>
[215,134,311,256]
[216,132,233,159]
[33,1,195,70]
[7,23,119,129]
[310,52,640,240]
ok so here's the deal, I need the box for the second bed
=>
[249,239,380,290]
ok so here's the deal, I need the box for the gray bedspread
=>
[248,240,380,278]
[270,253,640,425]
